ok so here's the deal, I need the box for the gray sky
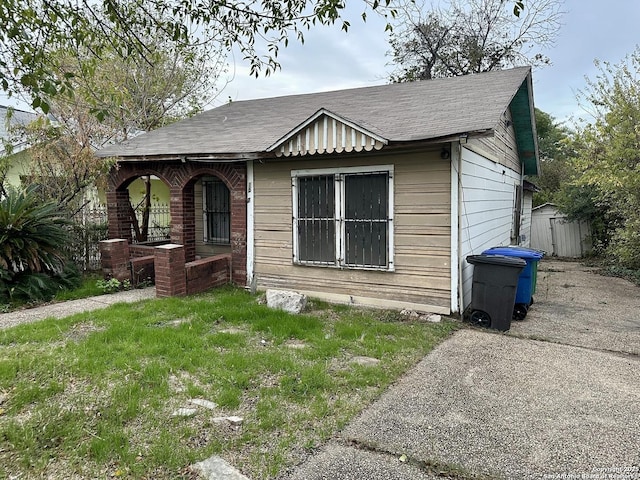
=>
[217,0,640,125]
[2,0,638,125]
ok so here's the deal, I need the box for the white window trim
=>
[291,165,394,271]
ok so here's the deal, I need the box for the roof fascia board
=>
[509,70,540,176]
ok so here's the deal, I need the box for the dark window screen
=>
[297,175,335,263]
[203,179,230,243]
[344,173,388,267]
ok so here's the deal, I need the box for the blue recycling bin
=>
[482,246,544,320]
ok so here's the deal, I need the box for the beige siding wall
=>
[466,109,521,174]
[194,179,232,258]
[253,150,452,313]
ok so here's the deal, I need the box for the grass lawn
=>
[0,287,458,479]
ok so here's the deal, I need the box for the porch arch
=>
[105,160,247,286]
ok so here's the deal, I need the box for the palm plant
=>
[0,186,72,301]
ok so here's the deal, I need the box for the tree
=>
[0,0,399,113]
[568,48,640,268]
[388,0,563,81]
[10,40,222,216]
[531,108,576,206]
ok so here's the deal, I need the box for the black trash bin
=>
[466,254,527,331]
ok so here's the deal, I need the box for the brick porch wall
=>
[185,254,231,295]
[99,239,130,282]
[106,161,247,289]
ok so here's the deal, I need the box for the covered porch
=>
[99,159,247,296]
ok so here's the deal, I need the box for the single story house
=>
[97,66,539,315]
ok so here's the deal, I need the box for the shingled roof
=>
[97,67,537,172]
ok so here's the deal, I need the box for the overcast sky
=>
[2,0,638,126]
[216,0,640,125]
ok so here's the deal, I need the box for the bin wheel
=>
[470,310,491,328]
[513,304,528,320]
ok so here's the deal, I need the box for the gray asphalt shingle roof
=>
[97,67,532,158]
[0,106,38,155]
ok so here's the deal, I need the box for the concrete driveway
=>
[510,260,640,355]
[283,260,640,480]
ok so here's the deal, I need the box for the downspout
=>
[246,160,255,292]
[457,142,464,315]
[450,141,464,315]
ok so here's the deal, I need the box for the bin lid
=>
[483,246,544,259]
[466,254,527,267]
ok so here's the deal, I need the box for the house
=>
[531,203,592,257]
[0,105,39,189]
[97,66,539,315]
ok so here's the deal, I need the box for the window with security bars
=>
[293,167,393,270]
[202,178,230,244]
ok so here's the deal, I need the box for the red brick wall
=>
[106,161,247,288]
[154,244,186,297]
[130,255,155,286]
[185,254,231,295]
[99,239,130,282]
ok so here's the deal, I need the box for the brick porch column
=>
[170,185,196,262]
[154,244,186,297]
[99,239,130,282]
[106,189,133,242]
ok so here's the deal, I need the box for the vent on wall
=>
[267,108,388,157]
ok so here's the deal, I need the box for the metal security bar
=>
[343,172,389,267]
[203,178,231,244]
[296,175,336,264]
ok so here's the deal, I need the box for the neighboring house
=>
[1,105,169,238]
[97,67,540,315]
[0,105,39,188]
[531,203,592,257]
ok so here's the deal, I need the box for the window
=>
[511,184,523,244]
[292,166,394,270]
[202,177,230,244]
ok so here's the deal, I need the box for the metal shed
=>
[531,203,592,257]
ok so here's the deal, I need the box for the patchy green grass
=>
[0,287,458,479]
[53,273,105,302]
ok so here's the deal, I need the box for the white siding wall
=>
[459,147,522,310]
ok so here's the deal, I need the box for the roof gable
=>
[266,108,388,157]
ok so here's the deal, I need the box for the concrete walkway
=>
[0,287,156,330]
[283,261,640,480]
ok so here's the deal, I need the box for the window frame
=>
[291,165,394,271]
[202,176,231,245]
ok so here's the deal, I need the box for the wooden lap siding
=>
[253,150,452,313]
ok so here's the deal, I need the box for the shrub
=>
[0,186,74,303]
